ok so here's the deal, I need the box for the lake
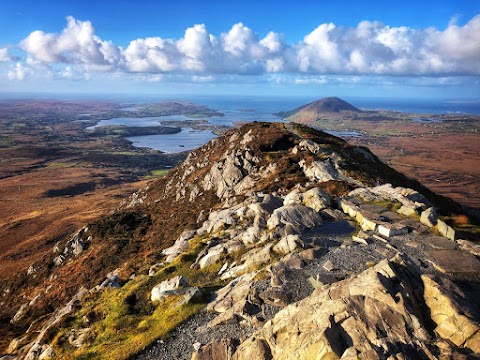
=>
[126,128,216,153]
[88,96,475,153]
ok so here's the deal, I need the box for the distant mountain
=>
[276,97,362,124]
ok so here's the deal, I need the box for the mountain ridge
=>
[1,122,479,360]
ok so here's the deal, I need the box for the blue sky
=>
[0,0,479,98]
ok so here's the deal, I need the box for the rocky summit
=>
[1,122,479,360]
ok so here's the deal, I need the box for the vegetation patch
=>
[50,234,227,360]
[147,169,170,178]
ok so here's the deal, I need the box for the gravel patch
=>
[131,311,254,360]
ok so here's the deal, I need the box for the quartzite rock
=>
[231,255,480,359]
[151,276,189,302]
[426,249,480,277]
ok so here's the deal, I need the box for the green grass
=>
[144,168,171,179]
[52,234,226,360]
[46,161,78,168]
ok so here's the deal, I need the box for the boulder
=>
[241,244,272,272]
[151,276,189,302]
[283,188,303,206]
[198,244,225,269]
[273,235,302,255]
[267,204,322,231]
[207,272,258,327]
[176,287,202,307]
[241,226,261,245]
[377,223,409,238]
[420,207,437,227]
[38,346,55,360]
[299,159,339,182]
[232,338,273,360]
[298,139,321,154]
[436,219,455,241]
[94,272,121,291]
[302,187,331,212]
[422,275,480,352]
[68,328,91,348]
[397,205,417,216]
[162,238,188,263]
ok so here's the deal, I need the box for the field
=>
[310,112,480,209]
[0,100,203,281]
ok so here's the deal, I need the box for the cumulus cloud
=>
[8,63,32,80]
[21,16,120,70]
[12,14,480,81]
[0,48,14,62]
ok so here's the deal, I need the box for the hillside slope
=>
[1,122,479,360]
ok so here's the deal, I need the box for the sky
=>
[0,0,479,99]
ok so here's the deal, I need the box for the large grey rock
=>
[299,159,338,182]
[283,189,303,206]
[241,244,272,272]
[176,287,202,307]
[302,187,331,212]
[298,139,322,154]
[162,237,188,263]
[267,204,322,231]
[151,276,189,302]
[63,228,91,257]
[198,244,225,269]
[203,156,244,199]
[368,183,431,211]
[200,207,239,234]
[273,235,302,255]
[68,328,91,348]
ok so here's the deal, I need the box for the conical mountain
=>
[277,97,362,124]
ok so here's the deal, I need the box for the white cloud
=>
[123,37,177,72]
[8,63,32,80]
[10,14,480,82]
[21,16,120,69]
[0,48,14,62]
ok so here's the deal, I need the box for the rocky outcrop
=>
[232,255,480,359]
[5,122,479,360]
[52,227,92,266]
